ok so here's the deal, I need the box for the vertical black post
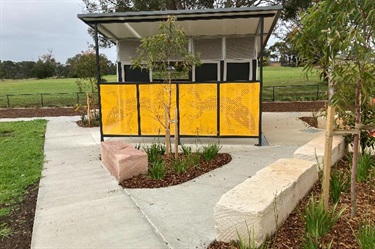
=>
[316,84,319,100]
[257,17,264,146]
[94,23,104,142]
[217,82,220,137]
[272,86,275,101]
[176,83,181,144]
[136,84,141,136]
[40,94,44,107]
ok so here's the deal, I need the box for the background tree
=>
[32,50,57,79]
[132,16,201,158]
[66,50,110,92]
[66,50,111,126]
[292,0,375,217]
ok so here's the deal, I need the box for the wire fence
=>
[0,92,99,108]
[263,84,326,101]
[0,84,326,108]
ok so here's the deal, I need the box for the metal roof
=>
[78,6,282,44]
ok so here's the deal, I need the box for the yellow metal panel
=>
[179,84,217,136]
[100,85,138,135]
[220,83,260,136]
[139,84,176,135]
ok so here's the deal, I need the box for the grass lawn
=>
[0,68,322,95]
[0,75,117,95]
[0,120,47,237]
[263,66,324,86]
[0,68,327,106]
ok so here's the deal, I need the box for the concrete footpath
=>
[1,112,323,248]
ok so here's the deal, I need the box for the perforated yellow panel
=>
[139,84,176,135]
[100,82,260,137]
[179,84,217,136]
[101,84,138,135]
[220,83,260,136]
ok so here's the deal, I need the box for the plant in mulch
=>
[329,168,350,204]
[121,142,231,188]
[301,194,345,248]
[356,223,375,249]
[355,152,375,183]
[201,143,222,161]
[143,142,166,164]
[148,160,166,180]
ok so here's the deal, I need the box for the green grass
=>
[0,68,327,106]
[263,66,323,86]
[0,120,47,223]
[0,75,117,95]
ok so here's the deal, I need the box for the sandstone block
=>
[293,135,346,169]
[214,158,318,247]
[101,141,148,182]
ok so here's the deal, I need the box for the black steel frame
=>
[92,17,266,145]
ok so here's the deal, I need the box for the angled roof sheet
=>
[78,6,282,45]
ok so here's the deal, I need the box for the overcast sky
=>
[0,0,116,63]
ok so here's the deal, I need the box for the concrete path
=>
[30,117,168,249]
[1,112,323,248]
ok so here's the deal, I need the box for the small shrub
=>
[149,160,166,179]
[330,168,349,204]
[143,143,165,163]
[302,195,345,241]
[186,153,200,168]
[356,152,375,183]
[234,223,269,249]
[173,158,189,174]
[181,144,192,156]
[357,223,375,249]
[201,143,221,161]
[0,223,11,239]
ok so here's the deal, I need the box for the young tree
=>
[132,16,201,158]
[66,50,110,125]
[292,0,375,217]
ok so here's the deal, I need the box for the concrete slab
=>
[30,117,167,249]
[126,145,299,248]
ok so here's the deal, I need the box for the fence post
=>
[6,95,10,108]
[40,94,44,107]
[316,85,319,100]
[272,86,275,101]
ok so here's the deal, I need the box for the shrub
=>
[149,160,166,179]
[201,143,221,161]
[301,195,345,246]
[356,152,375,183]
[173,158,189,174]
[143,142,165,163]
[330,168,349,204]
[181,144,192,156]
[357,223,375,249]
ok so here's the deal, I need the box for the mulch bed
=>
[0,182,39,249]
[121,153,232,188]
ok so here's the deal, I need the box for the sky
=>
[0,0,116,63]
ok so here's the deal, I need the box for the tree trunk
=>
[351,80,362,217]
[164,106,171,158]
[174,108,179,160]
[87,93,91,126]
[322,104,335,211]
